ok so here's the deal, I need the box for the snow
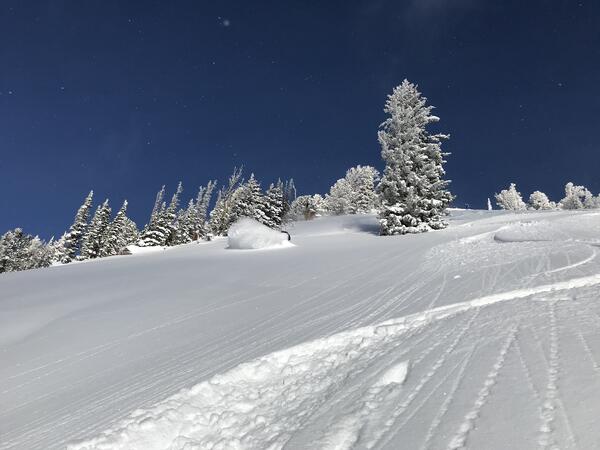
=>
[227,218,292,249]
[3,210,600,449]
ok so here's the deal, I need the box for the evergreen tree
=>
[63,190,94,262]
[263,183,285,228]
[210,167,243,235]
[495,183,527,211]
[288,195,323,221]
[103,200,136,256]
[324,178,353,215]
[140,183,183,247]
[164,182,183,246]
[0,228,52,273]
[377,80,453,235]
[81,200,112,259]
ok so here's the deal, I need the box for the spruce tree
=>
[81,199,112,259]
[63,190,94,261]
[378,80,452,235]
[264,183,285,228]
[210,167,243,235]
[103,200,134,256]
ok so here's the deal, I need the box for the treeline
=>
[494,182,600,211]
[2,79,456,273]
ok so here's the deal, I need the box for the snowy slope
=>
[2,211,600,449]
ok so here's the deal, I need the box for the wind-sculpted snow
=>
[227,218,292,249]
[5,211,600,449]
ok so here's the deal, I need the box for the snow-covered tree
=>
[0,228,52,273]
[528,191,554,210]
[140,183,183,247]
[324,178,353,215]
[210,167,244,236]
[263,183,285,229]
[80,199,112,259]
[583,190,600,209]
[487,198,493,211]
[62,190,94,262]
[347,165,380,213]
[103,200,138,256]
[495,183,527,211]
[288,194,324,221]
[377,80,453,235]
[559,182,588,210]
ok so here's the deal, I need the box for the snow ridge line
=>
[68,273,600,450]
[447,326,518,450]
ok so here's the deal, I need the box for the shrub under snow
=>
[227,218,291,250]
[495,183,527,211]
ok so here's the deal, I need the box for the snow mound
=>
[227,218,292,250]
[493,221,559,243]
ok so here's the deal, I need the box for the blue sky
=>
[1,0,599,238]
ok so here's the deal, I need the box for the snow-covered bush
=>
[377,80,452,235]
[495,183,527,211]
[227,218,290,249]
[559,182,589,210]
[528,191,554,210]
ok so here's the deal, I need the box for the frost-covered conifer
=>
[81,200,112,259]
[0,228,52,273]
[348,165,380,213]
[324,178,353,215]
[263,183,285,229]
[495,183,527,211]
[210,167,243,236]
[487,198,493,211]
[528,191,553,210]
[288,194,324,221]
[103,200,137,256]
[63,190,94,262]
[377,80,453,235]
[559,182,587,210]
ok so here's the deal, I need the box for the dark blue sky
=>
[1,0,599,239]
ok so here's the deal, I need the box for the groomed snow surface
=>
[3,211,600,449]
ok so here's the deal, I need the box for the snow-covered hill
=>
[2,211,600,449]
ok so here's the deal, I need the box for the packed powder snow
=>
[227,218,292,250]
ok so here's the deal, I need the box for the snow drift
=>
[227,218,292,250]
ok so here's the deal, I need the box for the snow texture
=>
[4,211,600,450]
[227,218,291,250]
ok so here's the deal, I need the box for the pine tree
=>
[63,190,94,262]
[164,182,183,246]
[80,199,112,259]
[140,183,183,247]
[103,200,136,256]
[377,80,453,235]
[210,167,243,235]
[324,178,353,215]
[263,183,285,228]
[0,228,52,273]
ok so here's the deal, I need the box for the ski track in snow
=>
[5,211,600,450]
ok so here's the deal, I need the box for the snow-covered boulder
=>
[227,218,292,250]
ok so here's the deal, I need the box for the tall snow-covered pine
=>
[378,80,452,235]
